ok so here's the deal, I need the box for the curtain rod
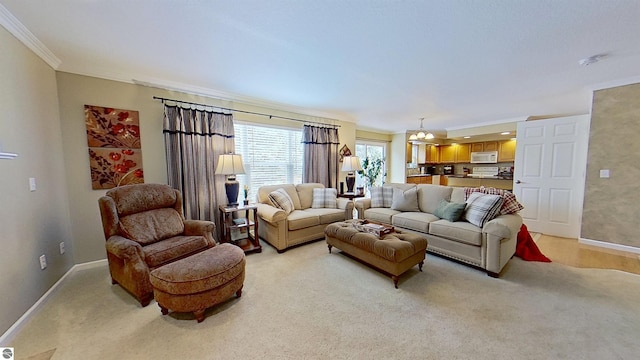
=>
[153,96,340,128]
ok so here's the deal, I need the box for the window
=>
[355,141,387,187]
[234,122,303,203]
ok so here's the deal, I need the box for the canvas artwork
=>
[85,105,144,189]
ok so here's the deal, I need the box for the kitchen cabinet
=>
[426,145,439,163]
[484,141,498,152]
[439,144,470,163]
[456,143,471,163]
[470,141,498,153]
[406,176,432,184]
[439,145,456,163]
[406,142,412,163]
[471,143,484,152]
[498,140,516,162]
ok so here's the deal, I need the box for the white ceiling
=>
[2,0,640,135]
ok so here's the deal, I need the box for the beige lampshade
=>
[341,156,363,172]
[215,154,246,175]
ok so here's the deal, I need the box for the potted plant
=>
[357,156,385,191]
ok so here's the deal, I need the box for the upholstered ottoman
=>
[325,221,428,288]
[149,243,245,322]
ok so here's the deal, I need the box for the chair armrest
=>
[256,203,287,223]
[183,220,216,247]
[105,235,146,262]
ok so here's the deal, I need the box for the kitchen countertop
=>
[446,175,513,180]
[406,174,433,177]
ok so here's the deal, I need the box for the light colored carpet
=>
[9,240,640,360]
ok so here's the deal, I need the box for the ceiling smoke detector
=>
[579,54,607,66]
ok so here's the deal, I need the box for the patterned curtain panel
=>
[163,105,235,226]
[302,125,340,187]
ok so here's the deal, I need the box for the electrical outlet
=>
[39,255,47,270]
[29,177,37,191]
[59,242,65,254]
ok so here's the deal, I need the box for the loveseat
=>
[354,183,523,277]
[256,183,354,252]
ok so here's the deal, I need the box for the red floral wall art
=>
[85,105,144,189]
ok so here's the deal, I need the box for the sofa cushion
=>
[142,235,209,268]
[417,184,453,214]
[287,210,320,231]
[464,192,504,227]
[296,183,324,209]
[108,183,177,216]
[119,208,185,245]
[433,199,466,222]
[391,187,420,211]
[269,188,295,215]
[429,220,483,246]
[311,188,338,208]
[364,208,401,225]
[392,212,438,233]
[302,208,345,224]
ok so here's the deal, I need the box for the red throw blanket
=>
[516,224,551,262]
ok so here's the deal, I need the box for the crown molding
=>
[0,3,61,69]
[62,66,355,123]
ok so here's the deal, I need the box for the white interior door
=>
[513,115,590,238]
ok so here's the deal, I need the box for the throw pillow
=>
[464,186,524,215]
[433,199,466,222]
[311,188,338,209]
[464,192,504,227]
[390,187,420,212]
[370,186,385,208]
[268,188,295,215]
[382,186,394,207]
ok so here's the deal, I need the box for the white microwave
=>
[470,151,498,163]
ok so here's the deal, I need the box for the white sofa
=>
[355,183,522,277]
[256,183,354,252]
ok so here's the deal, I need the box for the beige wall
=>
[581,83,640,249]
[0,27,74,335]
[56,72,357,264]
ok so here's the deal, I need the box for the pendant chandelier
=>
[408,118,434,140]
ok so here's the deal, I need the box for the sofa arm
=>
[483,214,522,239]
[483,213,522,276]
[256,203,287,223]
[337,198,355,219]
[183,220,216,246]
[354,198,371,219]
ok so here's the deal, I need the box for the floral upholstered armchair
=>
[98,183,216,306]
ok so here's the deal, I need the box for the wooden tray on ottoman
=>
[350,220,394,238]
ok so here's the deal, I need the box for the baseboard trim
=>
[0,259,107,345]
[579,238,640,255]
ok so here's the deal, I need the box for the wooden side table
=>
[337,192,365,200]
[218,204,261,254]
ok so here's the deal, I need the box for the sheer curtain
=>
[302,125,340,187]
[163,105,235,225]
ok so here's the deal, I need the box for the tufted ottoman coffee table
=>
[149,243,245,322]
[324,220,428,288]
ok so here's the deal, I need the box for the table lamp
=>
[215,154,246,206]
[341,156,363,193]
